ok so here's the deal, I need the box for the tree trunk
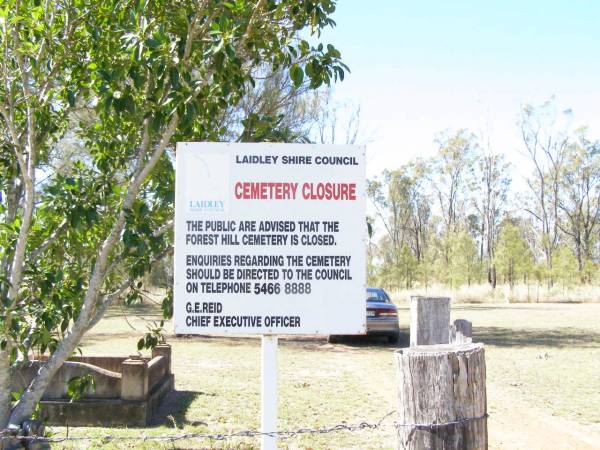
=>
[7,313,89,426]
[0,351,11,429]
[6,114,178,427]
[410,297,450,347]
[395,343,487,450]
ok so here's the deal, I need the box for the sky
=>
[319,0,600,181]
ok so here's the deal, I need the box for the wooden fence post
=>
[410,296,450,346]
[395,343,487,450]
[450,319,473,344]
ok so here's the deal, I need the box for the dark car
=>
[364,287,400,342]
[328,287,400,343]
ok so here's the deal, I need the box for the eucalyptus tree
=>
[472,149,511,288]
[367,161,431,289]
[443,227,479,288]
[519,100,569,275]
[0,0,347,428]
[367,169,415,281]
[310,88,362,145]
[225,67,319,143]
[431,129,478,234]
[430,129,478,270]
[557,129,600,278]
[495,221,533,289]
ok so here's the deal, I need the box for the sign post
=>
[174,143,366,449]
[261,335,278,449]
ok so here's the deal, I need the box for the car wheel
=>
[387,333,399,344]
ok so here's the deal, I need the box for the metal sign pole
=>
[261,334,278,450]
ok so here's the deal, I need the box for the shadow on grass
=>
[452,305,573,312]
[328,331,411,349]
[475,326,600,349]
[329,326,600,349]
[85,325,599,353]
[182,326,599,350]
[151,390,207,428]
[170,330,412,352]
[101,302,164,320]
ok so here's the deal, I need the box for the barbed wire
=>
[395,413,488,429]
[2,411,395,443]
[0,412,488,443]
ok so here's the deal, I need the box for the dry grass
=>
[392,283,600,304]
[50,300,600,449]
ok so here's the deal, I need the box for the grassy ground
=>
[393,283,600,303]
[51,300,600,449]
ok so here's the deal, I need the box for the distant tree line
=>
[367,100,600,292]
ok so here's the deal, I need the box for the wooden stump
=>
[450,319,473,344]
[410,296,450,346]
[395,343,487,450]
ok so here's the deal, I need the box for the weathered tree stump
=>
[410,296,450,346]
[395,343,487,450]
[449,319,473,344]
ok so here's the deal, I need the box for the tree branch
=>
[28,220,68,262]
[6,5,38,352]
[8,108,180,429]
[154,219,174,238]
[523,208,543,223]
[86,246,174,332]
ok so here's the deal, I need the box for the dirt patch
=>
[490,385,600,449]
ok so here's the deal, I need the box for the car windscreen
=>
[366,290,389,302]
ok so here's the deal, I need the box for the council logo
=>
[188,199,225,212]
[185,152,230,213]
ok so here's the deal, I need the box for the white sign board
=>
[174,143,366,335]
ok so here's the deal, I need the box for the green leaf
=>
[290,64,304,88]
[67,375,96,402]
[67,90,76,107]
[1,0,346,382]
[145,38,160,48]
[169,67,180,90]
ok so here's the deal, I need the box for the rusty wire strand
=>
[0,411,489,443]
